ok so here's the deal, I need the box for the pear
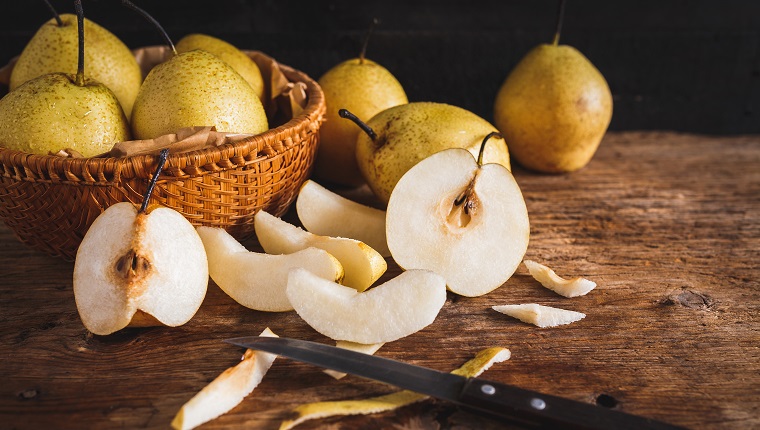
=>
[176,33,265,101]
[313,20,408,186]
[493,0,612,173]
[10,11,142,117]
[125,2,268,139]
[0,0,130,157]
[344,102,510,203]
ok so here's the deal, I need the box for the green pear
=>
[130,49,268,140]
[10,13,142,118]
[176,33,265,101]
[0,1,130,157]
[313,21,407,187]
[344,102,510,203]
[493,1,612,173]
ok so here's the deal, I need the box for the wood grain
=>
[1,131,758,429]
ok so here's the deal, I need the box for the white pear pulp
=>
[196,226,343,312]
[286,268,446,344]
[73,203,208,335]
[386,148,529,297]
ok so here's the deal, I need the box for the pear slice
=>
[492,304,585,328]
[296,180,390,257]
[254,210,386,292]
[73,202,208,336]
[171,328,278,430]
[286,268,446,344]
[523,260,597,298]
[196,226,344,312]
[386,142,530,297]
[324,341,385,380]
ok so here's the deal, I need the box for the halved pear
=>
[386,147,530,297]
[492,304,585,328]
[73,202,208,336]
[171,328,278,430]
[254,210,386,292]
[523,260,597,298]
[196,226,344,312]
[296,180,390,257]
[286,268,446,344]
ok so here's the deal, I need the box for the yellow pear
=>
[493,1,612,173]
[176,33,265,101]
[10,13,142,117]
[313,21,407,186]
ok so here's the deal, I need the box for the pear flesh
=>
[0,73,130,157]
[196,226,344,312]
[493,44,613,173]
[10,14,142,117]
[386,148,529,297]
[314,58,408,186]
[73,202,208,336]
[130,50,268,140]
[176,34,265,101]
[355,102,510,203]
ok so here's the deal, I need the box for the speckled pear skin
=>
[130,50,269,140]
[493,44,613,173]
[314,58,408,186]
[0,73,131,157]
[355,102,510,203]
[176,33,265,101]
[10,14,142,118]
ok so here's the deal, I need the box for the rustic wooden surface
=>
[1,131,758,429]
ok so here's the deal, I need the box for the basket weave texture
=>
[0,50,325,260]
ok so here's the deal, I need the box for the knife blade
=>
[225,336,685,430]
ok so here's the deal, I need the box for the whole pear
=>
[349,102,510,203]
[130,49,268,140]
[10,14,142,118]
[176,33,265,101]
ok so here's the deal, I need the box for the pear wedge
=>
[254,210,386,292]
[296,180,390,257]
[492,304,585,328]
[196,226,343,312]
[286,268,446,344]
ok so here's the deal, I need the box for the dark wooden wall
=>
[1,0,758,134]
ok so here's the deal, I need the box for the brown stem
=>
[477,132,503,166]
[359,18,379,64]
[42,0,63,26]
[121,0,177,55]
[552,0,567,46]
[339,109,377,141]
[140,149,170,213]
[74,0,85,86]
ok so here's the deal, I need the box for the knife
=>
[225,336,685,430]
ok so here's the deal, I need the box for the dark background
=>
[1,0,758,134]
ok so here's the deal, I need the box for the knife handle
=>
[458,378,685,430]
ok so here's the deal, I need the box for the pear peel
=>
[492,304,585,328]
[523,260,597,298]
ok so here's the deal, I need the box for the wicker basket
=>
[0,49,325,260]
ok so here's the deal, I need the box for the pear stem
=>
[552,0,567,46]
[121,0,177,56]
[74,0,85,86]
[140,149,170,214]
[339,109,377,141]
[477,132,503,166]
[359,18,379,64]
[42,0,63,27]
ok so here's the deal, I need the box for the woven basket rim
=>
[0,51,325,183]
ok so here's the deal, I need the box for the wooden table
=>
[1,132,758,429]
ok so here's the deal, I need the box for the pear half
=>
[386,148,529,297]
[197,226,343,312]
[296,180,390,257]
[286,268,446,344]
[254,210,386,292]
[73,202,208,335]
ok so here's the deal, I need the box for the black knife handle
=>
[458,378,687,430]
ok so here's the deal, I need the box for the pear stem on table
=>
[359,18,379,64]
[552,0,567,46]
[477,132,503,166]
[121,0,177,56]
[73,0,85,86]
[339,109,378,142]
[140,149,170,214]
[42,0,63,27]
